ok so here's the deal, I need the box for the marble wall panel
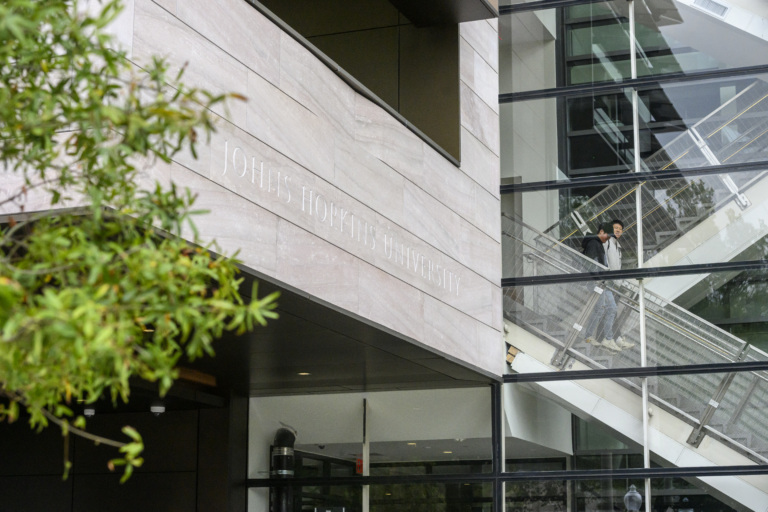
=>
[460,82,500,157]
[358,264,425,343]
[459,37,475,92]
[132,0,249,127]
[471,48,500,115]
[459,39,499,116]
[368,209,496,325]
[403,183,499,285]
[176,0,281,87]
[133,155,174,193]
[0,170,65,216]
[246,70,335,181]
[278,32,357,140]
[87,0,134,56]
[423,147,500,242]
[0,162,89,215]
[275,220,360,313]
[151,0,176,14]
[460,20,499,73]
[475,320,505,375]
[333,137,405,228]
[174,165,279,275]
[423,295,481,369]
[460,126,500,198]
[204,119,496,324]
[353,95,425,178]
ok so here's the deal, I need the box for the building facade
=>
[2,0,768,511]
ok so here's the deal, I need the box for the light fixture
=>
[623,485,643,512]
[150,400,165,416]
[83,407,95,418]
[443,450,453,454]
[407,442,417,446]
[297,372,311,376]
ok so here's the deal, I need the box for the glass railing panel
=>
[641,75,768,173]
[503,272,746,372]
[505,169,768,276]
[646,369,768,465]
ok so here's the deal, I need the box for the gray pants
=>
[584,289,617,341]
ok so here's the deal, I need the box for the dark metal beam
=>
[501,260,768,287]
[503,361,768,383]
[500,161,768,194]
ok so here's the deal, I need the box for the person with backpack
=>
[581,223,622,353]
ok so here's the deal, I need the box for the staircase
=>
[540,79,768,286]
[503,216,768,463]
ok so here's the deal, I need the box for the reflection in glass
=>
[564,0,768,86]
[502,476,742,512]
[503,75,768,182]
[506,479,567,511]
[498,9,560,95]
[505,164,768,279]
[503,0,768,94]
[370,482,492,512]
[646,368,768,461]
[368,388,493,476]
[686,270,768,352]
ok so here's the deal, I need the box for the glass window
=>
[564,0,768,87]
[647,370,768,463]
[370,482,493,511]
[502,73,768,183]
[499,8,560,95]
[368,388,493,476]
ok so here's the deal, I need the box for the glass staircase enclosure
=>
[542,78,768,266]
[503,215,768,463]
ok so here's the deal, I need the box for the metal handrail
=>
[503,216,768,457]
[541,79,768,259]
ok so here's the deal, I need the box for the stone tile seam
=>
[144,0,499,218]
[169,145,502,319]
[173,160,501,330]
[458,28,499,74]
[146,0,286,95]
[204,112,499,283]
[376,156,501,246]
[459,35,501,115]
[459,105,501,159]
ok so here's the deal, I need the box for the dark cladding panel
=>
[389,0,497,26]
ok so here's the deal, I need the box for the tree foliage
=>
[0,0,278,480]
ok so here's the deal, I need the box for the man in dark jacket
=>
[581,224,622,352]
[581,229,610,265]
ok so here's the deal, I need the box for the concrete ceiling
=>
[187,269,495,398]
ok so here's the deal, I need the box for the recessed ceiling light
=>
[443,450,453,454]
[407,442,417,446]
[297,372,311,376]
